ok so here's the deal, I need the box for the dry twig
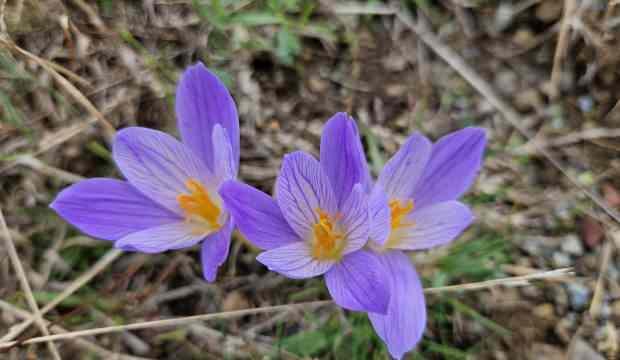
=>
[0,249,123,343]
[0,268,573,349]
[392,5,620,226]
[0,39,116,139]
[0,209,62,360]
[551,0,577,97]
[0,300,151,360]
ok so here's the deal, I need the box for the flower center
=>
[177,179,222,233]
[389,199,414,230]
[385,199,415,248]
[310,209,345,261]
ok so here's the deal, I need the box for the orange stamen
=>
[385,199,415,249]
[177,179,222,232]
[311,209,345,260]
[389,199,414,230]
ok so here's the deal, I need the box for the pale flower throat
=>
[311,209,345,261]
[177,179,223,234]
[384,198,415,249]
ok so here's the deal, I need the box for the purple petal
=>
[113,127,213,214]
[412,128,486,209]
[339,184,370,254]
[369,251,426,360]
[201,219,234,282]
[377,133,431,201]
[256,241,334,279]
[325,250,389,314]
[211,124,237,184]
[114,222,204,253]
[369,185,391,246]
[50,178,180,241]
[320,113,372,207]
[176,63,240,171]
[391,201,473,251]
[276,151,338,239]
[220,180,299,250]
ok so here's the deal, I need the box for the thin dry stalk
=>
[0,0,7,39]
[0,39,116,139]
[393,6,620,226]
[0,300,151,360]
[551,0,577,97]
[518,127,620,154]
[424,267,573,294]
[0,268,574,349]
[589,238,614,318]
[16,156,85,184]
[0,209,62,360]
[0,248,123,342]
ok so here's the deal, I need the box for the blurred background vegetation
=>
[1,0,619,359]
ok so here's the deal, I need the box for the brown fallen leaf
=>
[581,215,604,248]
[602,183,620,207]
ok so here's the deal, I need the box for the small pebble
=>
[567,283,591,311]
[533,303,555,321]
[552,252,572,268]
[561,235,584,256]
[578,96,594,113]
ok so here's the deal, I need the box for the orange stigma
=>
[311,209,345,260]
[385,199,415,249]
[177,179,222,232]
[389,199,414,230]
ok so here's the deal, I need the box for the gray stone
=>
[561,235,584,256]
[553,252,572,268]
[566,283,591,311]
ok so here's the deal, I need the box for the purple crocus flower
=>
[50,63,240,282]
[366,126,486,359]
[219,113,390,314]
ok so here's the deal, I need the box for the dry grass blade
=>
[424,267,574,294]
[15,155,85,184]
[0,39,116,139]
[589,238,614,318]
[0,268,573,349]
[0,209,62,360]
[0,248,123,342]
[0,300,152,360]
[551,0,577,98]
[393,6,620,226]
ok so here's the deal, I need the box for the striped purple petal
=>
[325,250,389,314]
[320,113,372,207]
[368,185,391,246]
[256,241,334,279]
[412,128,486,209]
[114,222,204,253]
[369,251,426,360]
[391,201,473,251]
[220,180,299,250]
[201,219,234,282]
[112,127,213,215]
[211,124,237,184]
[275,151,337,239]
[176,62,240,172]
[377,133,431,201]
[50,178,180,241]
[339,184,370,254]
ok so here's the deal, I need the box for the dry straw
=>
[0,267,573,349]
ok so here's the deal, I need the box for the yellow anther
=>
[177,179,222,232]
[385,199,415,249]
[311,209,345,260]
[389,199,414,230]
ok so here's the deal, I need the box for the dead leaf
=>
[602,183,620,207]
[581,215,604,248]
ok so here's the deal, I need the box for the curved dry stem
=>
[0,267,573,349]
